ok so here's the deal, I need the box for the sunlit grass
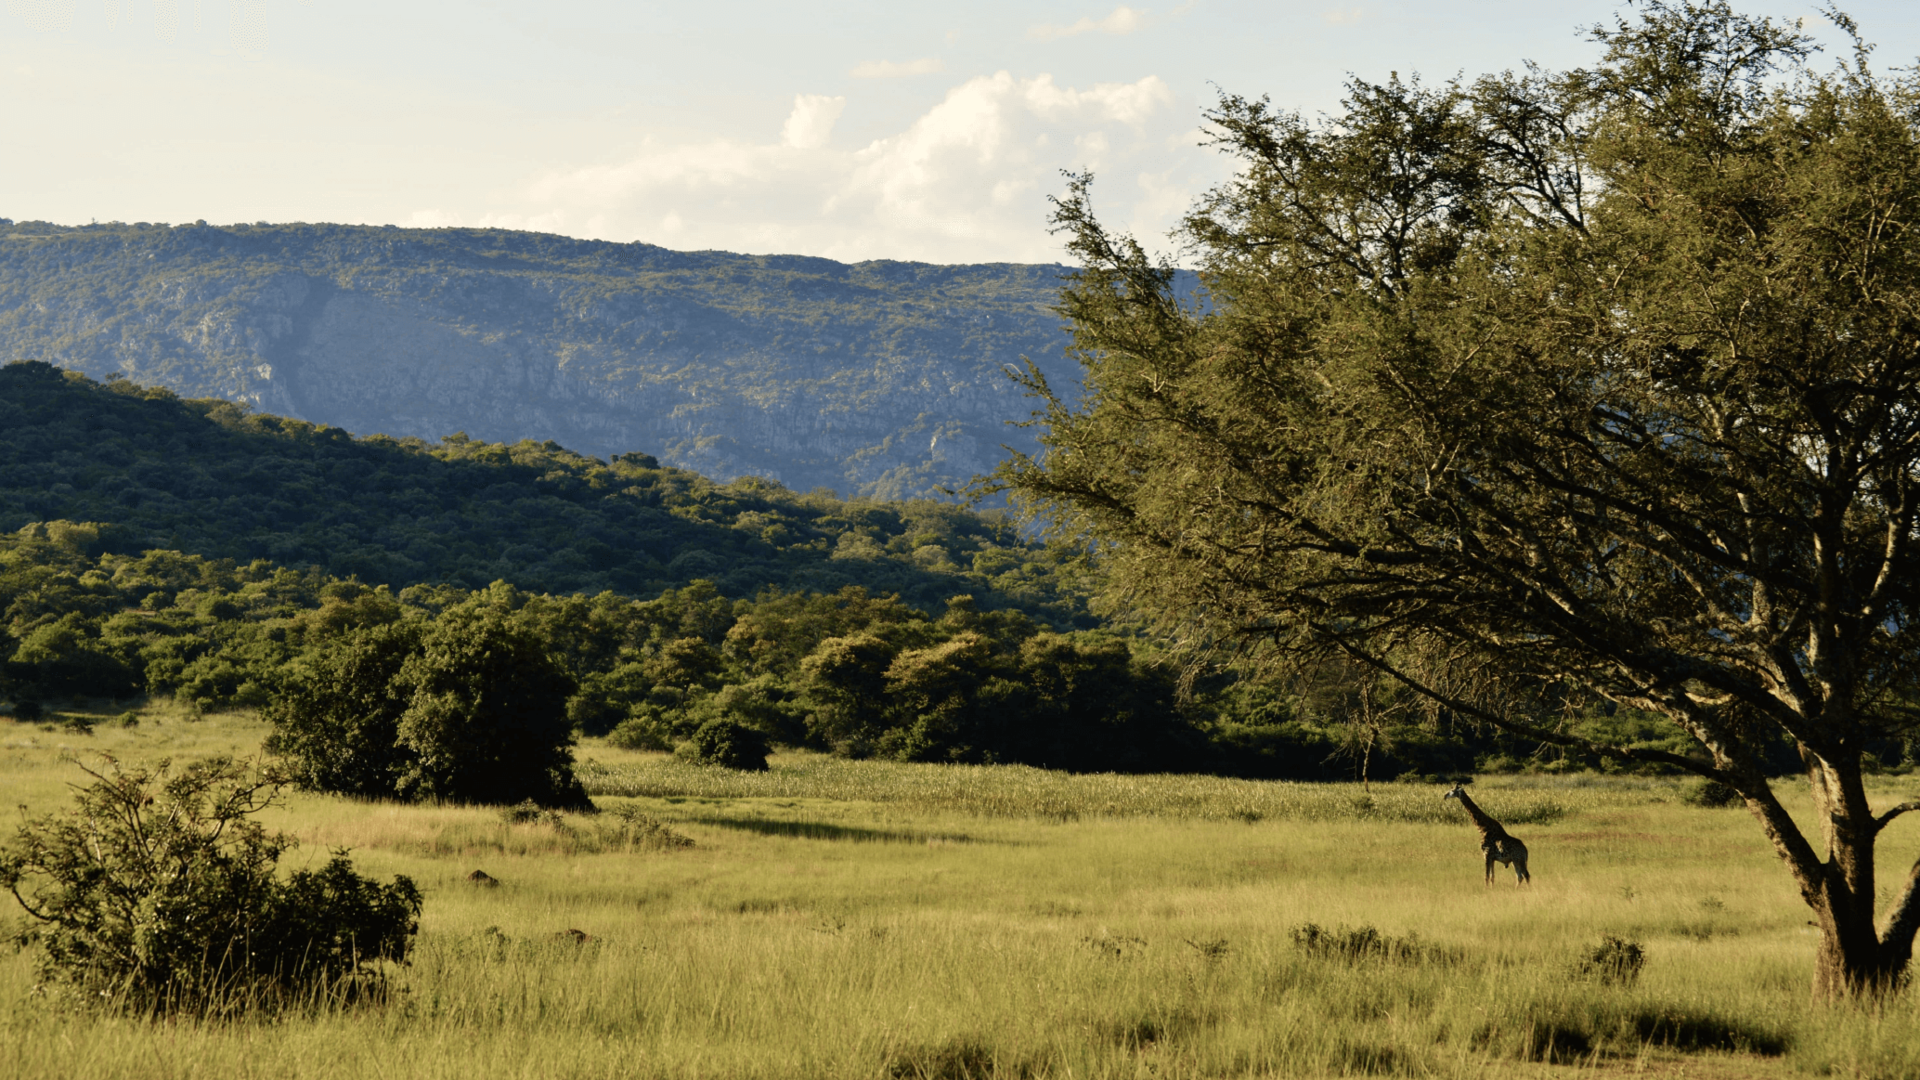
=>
[578,746,1621,823]
[4,712,1920,1078]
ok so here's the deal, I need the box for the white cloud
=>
[850,57,945,79]
[780,94,846,150]
[1028,6,1144,42]
[1322,7,1365,24]
[484,71,1205,264]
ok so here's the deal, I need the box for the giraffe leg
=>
[1484,849,1497,885]
[1513,855,1530,885]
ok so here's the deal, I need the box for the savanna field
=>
[3,705,1918,1080]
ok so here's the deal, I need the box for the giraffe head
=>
[1441,783,1467,802]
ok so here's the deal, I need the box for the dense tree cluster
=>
[264,593,588,807]
[0,519,1733,780]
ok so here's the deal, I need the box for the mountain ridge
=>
[0,219,1089,498]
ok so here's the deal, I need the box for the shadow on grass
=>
[690,816,981,845]
[1478,1003,1789,1065]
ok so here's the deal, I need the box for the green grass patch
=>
[0,714,1911,1079]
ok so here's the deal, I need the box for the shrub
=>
[266,598,589,808]
[499,800,567,827]
[1575,935,1646,986]
[262,620,420,798]
[1289,922,1458,965]
[0,756,420,1016]
[393,600,588,807]
[605,805,695,849]
[607,707,672,751]
[685,718,771,771]
[1683,779,1743,808]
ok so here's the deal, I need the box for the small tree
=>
[393,599,589,808]
[266,599,589,808]
[0,756,420,1015]
[263,620,422,798]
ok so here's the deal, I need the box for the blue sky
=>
[5,1,1917,263]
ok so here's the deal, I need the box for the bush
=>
[605,805,695,849]
[392,600,588,807]
[1683,779,1744,808]
[263,621,420,798]
[685,718,771,771]
[1575,935,1647,986]
[1290,922,1459,965]
[498,799,567,827]
[607,706,672,751]
[0,756,420,1015]
[266,598,589,808]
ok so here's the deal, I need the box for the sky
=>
[5,1,1919,265]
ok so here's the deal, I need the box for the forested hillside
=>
[0,219,1091,498]
[0,361,1089,621]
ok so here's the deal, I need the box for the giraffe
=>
[1442,783,1530,885]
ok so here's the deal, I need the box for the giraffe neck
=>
[1454,790,1509,841]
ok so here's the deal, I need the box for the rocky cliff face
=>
[0,221,1090,498]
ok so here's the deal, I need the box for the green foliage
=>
[0,360,1093,625]
[0,516,1704,781]
[0,756,419,1015]
[606,709,672,751]
[392,599,586,807]
[262,621,420,798]
[684,718,772,771]
[267,594,587,808]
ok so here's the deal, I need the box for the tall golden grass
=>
[2,708,1917,1078]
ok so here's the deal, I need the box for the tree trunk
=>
[1756,752,1920,999]
[1812,915,1906,999]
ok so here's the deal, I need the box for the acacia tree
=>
[997,2,1920,997]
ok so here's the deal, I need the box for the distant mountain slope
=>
[0,362,1095,626]
[0,219,1080,498]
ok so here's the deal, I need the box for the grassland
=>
[3,705,1919,1079]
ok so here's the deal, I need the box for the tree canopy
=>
[999,1,1920,996]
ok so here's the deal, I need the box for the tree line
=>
[0,518,1760,790]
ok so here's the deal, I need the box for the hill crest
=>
[0,219,1080,499]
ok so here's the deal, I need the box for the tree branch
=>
[1315,628,1724,778]
[1876,801,1920,836]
